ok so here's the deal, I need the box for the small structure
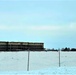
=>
[0,41,44,51]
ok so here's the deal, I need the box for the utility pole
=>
[59,49,61,67]
[27,48,30,71]
[27,42,30,71]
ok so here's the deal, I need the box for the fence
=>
[0,51,76,71]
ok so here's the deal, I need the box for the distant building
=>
[0,41,44,51]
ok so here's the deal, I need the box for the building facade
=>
[0,41,44,51]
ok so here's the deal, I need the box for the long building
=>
[0,41,44,51]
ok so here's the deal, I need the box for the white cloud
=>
[29,25,61,31]
[69,23,76,29]
[0,23,76,36]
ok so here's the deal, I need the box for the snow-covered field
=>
[0,51,76,75]
[0,67,76,75]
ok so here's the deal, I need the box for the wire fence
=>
[0,51,76,71]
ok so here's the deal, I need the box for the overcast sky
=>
[0,0,76,49]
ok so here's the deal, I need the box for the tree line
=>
[45,47,76,51]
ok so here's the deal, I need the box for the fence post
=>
[27,49,30,71]
[59,49,61,67]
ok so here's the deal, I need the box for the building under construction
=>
[0,41,44,51]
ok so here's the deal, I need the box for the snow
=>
[0,51,76,75]
[0,67,76,75]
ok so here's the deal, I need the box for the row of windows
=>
[0,42,43,45]
[0,44,43,46]
[0,46,43,49]
[0,48,44,51]
[0,45,43,48]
